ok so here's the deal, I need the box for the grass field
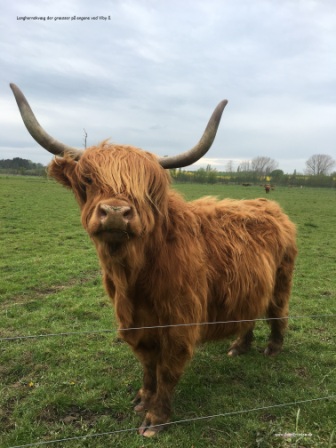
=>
[0,176,335,448]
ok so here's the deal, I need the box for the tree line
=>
[1,155,335,188]
[171,167,336,188]
[0,158,46,176]
[170,155,336,188]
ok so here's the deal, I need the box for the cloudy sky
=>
[1,0,336,173]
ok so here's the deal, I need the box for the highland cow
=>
[10,84,297,437]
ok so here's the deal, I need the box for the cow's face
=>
[48,142,170,256]
[10,84,226,258]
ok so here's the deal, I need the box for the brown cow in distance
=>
[10,84,297,437]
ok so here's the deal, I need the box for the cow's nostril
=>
[99,204,110,220]
[122,207,133,220]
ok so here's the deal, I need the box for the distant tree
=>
[206,164,218,183]
[174,168,188,182]
[237,160,251,172]
[271,169,284,177]
[251,156,278,175]
[270,169,284,182]
[194,167,207,183]
[0,157,45,176]
[305,154,335,175]
[225,160,234,173]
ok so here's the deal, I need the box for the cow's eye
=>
[84,177,93,185]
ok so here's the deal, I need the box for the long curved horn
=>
[10,83,83,160]
[158,99,228,169]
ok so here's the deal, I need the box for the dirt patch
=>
[0,398,16,431]
[1,270,101,308]
[38,404,127,427]
[39,404,99,427]
[295,367,309,378]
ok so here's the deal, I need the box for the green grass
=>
[0,177,335,448]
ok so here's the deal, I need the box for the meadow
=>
[0,176,335,448]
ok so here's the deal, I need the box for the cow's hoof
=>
[139,422,165,438]
[139,425,163,438]
[227,335,253,356]
[134,403,146,414]
[138,412,168,437]
[264,343,282,356]
[227,344,251,356]
[227,348,239,357]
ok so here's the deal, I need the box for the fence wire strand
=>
[1,313,336,342]
[2,314,335,446]
[7,395,336,448]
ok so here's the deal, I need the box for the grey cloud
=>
[1,0,336,172]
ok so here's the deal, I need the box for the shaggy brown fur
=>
[49,141,297,437]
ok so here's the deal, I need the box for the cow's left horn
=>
[10,83,83,160]
[158,99,228,169]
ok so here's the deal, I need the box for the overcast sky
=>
[1,0,336,173]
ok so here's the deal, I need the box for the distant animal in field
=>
[11,83,297,437]
[264,184,271,193]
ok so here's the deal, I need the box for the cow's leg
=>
[227,324,255,356]
[264,306,288,356]
[132,343,159,414]
[139,342,194,438]
[264,253,295,356]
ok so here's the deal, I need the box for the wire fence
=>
[1,313,336,342]
[2,313,335,447]
[7,395,336,448]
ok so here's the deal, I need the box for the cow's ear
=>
[48,157,77,189]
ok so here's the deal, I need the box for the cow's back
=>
[189,197,297,341]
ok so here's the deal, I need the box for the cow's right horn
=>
[10,83,83,160]
[158,99,228,169]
